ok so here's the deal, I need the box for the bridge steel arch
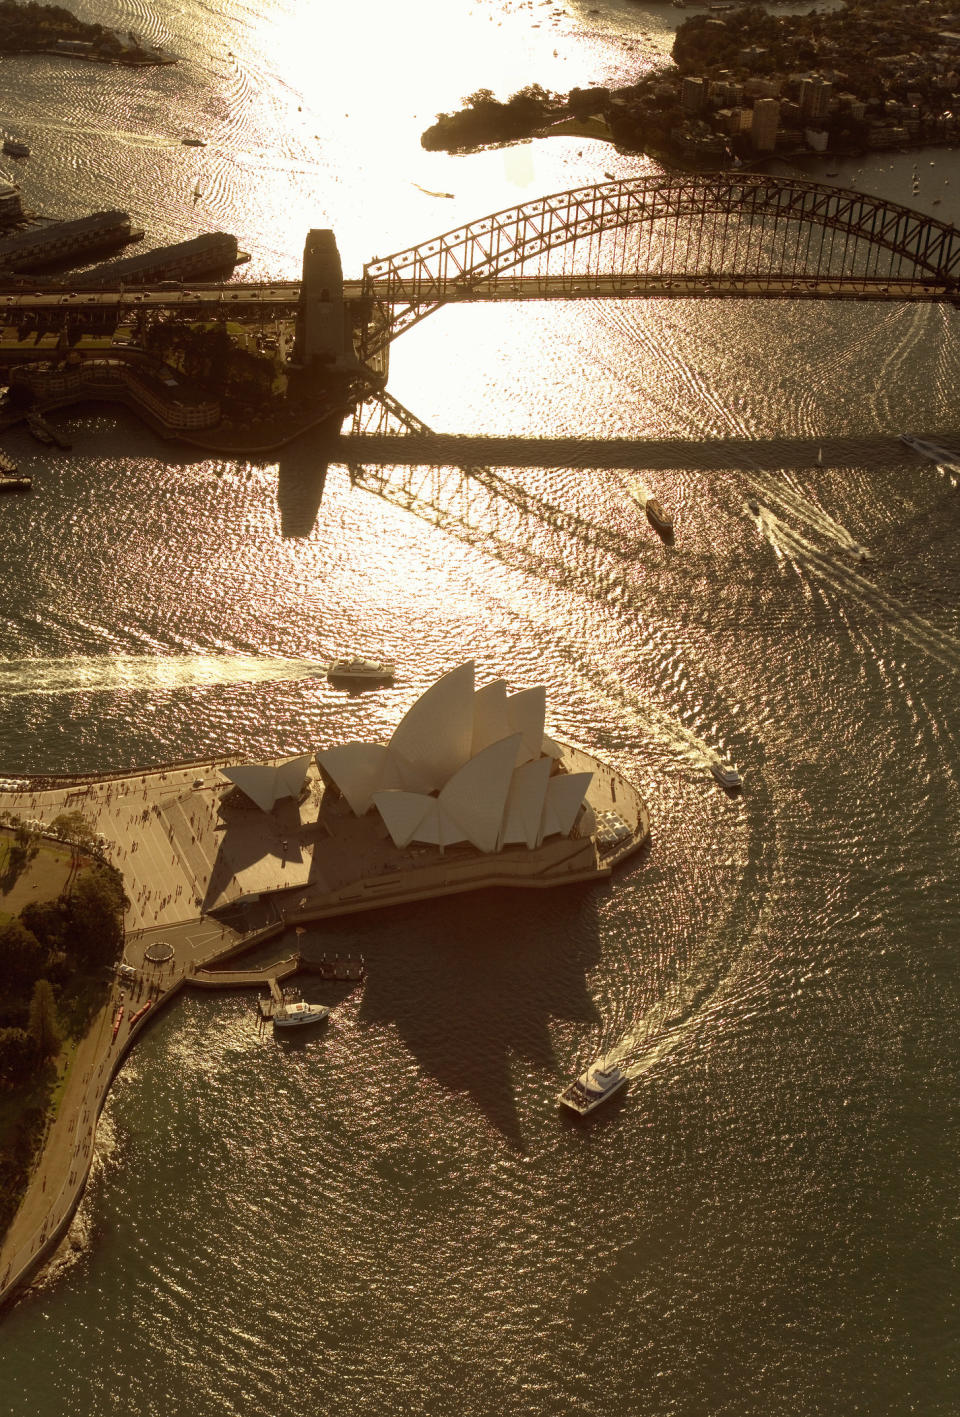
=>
[360,174,960,359]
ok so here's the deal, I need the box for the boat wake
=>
[746,472,871,561]
[0,654,331,698]
[760,512,960,671]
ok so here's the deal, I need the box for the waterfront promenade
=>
[0,747,649,1309]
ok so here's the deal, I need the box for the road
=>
[0,273,953,317]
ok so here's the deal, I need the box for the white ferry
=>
[899,433,960,472]
[274,1001,330,1031]
[558,1061,628,1116]
[710,761,742,791]
[327,657,395,684]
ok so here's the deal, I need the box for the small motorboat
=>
[181,137,207,147]
[710,761,742,791]
[746,496,760,515]
[558,1061,627,1116]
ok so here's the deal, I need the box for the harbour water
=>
[0,0,958,1412]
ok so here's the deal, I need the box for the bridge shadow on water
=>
[340,431,936,474]
[293,886,607,1148]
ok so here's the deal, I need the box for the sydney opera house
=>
[209,662,649,919]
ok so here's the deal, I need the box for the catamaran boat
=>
[274,1000,330,1031]
[327,657,395,684]
[710,761,742,790]
[899,433,960,471]
[558,1061,628,1116]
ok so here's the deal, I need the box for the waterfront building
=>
[681,77,705,114]
[0,211,138,273]
[317,662,595,854]
[77,231,240,286]
[751,98,781,152]
[9,357,221,431]
[800,77,833,121]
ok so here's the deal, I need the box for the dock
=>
[189,950,366,1020]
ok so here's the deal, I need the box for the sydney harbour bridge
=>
[8,172,959,462]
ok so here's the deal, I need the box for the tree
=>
[20,897,69,953]
[0,919,47,995]
[28,979,61,1059]
[65,865,127,968]
[0,1027,32,1086]
[49,809,97,850]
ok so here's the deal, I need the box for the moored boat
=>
[274,1000,330,1030]
[558,1061,628,1116]
[26,413,54,446]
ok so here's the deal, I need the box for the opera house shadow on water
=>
[315,885,605,1148]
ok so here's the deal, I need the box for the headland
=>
[422,0,960,166]
[0,667,649,1310]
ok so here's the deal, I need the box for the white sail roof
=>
[375,734,522,854]
[506,686,546,763]
[387,660,476,792]
[540,771,593,840]
[222,754,312,813]
[371,790,434,849]
[471,679,512,756]
[316,743,401,816]
[315,663,590,854]
[438,732,521,852]
[500,756,552,849]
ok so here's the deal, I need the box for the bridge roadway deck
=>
[0,274,953,314]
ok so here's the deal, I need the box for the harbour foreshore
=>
[0,744,648,1310]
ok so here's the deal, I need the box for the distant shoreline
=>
[0,44,175,66]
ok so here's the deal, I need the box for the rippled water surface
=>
[0,0,958,1412]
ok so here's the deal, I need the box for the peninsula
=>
[0,662,649,1308]
[0,0,175,65]
[422,0,960,164]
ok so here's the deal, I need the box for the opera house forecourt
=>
[0,662,648,1305]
